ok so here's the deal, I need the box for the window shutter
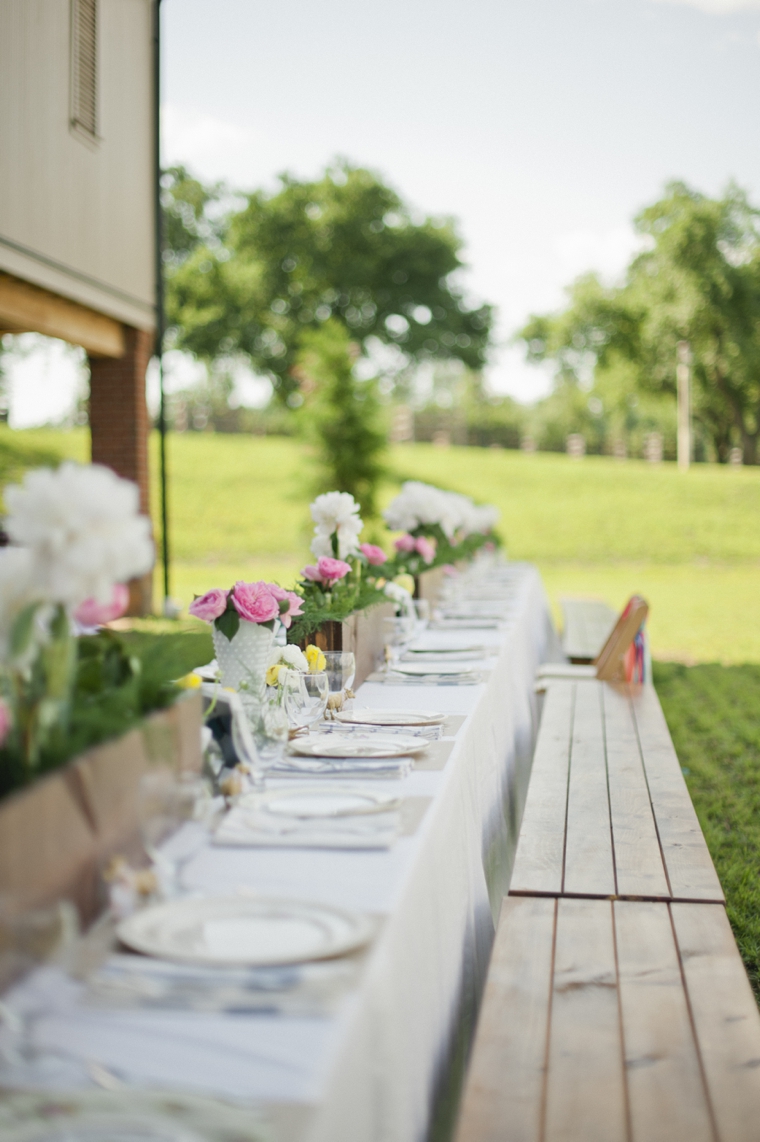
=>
[71,0,98,137]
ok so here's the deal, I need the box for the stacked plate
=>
[214,786,401,849]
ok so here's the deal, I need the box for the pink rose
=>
[0,698,12,748]
[232,580,279,624]
[75,583,131,627]
[442,564,459,577]
[269,585,304,629]
[188,588,229,622]
[302,557,352,588]
[360,543,387,566]
[394,534,416,553]
[415,537,437,564]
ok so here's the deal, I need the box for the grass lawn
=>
[2,428,760,661]
[655,661,760,999]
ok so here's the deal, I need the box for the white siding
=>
[0,0,155,330]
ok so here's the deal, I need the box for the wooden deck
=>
[456,680,760,1142]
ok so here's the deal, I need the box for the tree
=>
[293,320,386,517]
[517,183,760,463]
[164,162,493,402]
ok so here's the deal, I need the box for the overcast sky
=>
[6,0,760,424]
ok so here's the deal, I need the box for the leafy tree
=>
[517,183,760,463]
[164,162,493,402]
[293,320,386,517]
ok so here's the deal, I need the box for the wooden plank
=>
[544,898,626,1142]
[563,682,616,897]
[615,900,713,1142]
[509,683,573,896]
[603,686,670,899]
[0,271,125,358]
[672,903,760,1142]
[455,896,555,1142]
[632,685,724,903]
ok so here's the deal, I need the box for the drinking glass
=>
[383,616,415,666]
[321,651,356,713]
[282,669,329,732]
[0,899,86,1085]
[137,771,213,896]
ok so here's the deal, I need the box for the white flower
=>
[383,579,415,619]
[4,462,154,606]
[268,644,309,672]
[309,491,363,560]
[384,481,460,538]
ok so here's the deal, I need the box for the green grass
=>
[654,661,760,999]
[3,428,760,661]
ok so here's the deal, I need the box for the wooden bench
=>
[455,680,760,1142]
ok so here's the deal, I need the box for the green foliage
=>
[655,661,760,999]
[0,629,213,799]
[517,182,760,463]
[164,162,493,403]
[286,571,387,646]
[295,320,386,516]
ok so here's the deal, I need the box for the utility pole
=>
[677,341,691,472]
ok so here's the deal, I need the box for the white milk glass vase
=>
[212,620,274,699]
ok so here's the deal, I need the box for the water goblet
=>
[282,669,329,732]
[321,651,356,714]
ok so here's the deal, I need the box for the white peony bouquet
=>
[0,462,155,768]
[309,491,364,560]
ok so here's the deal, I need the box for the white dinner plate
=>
[406,645,486,656]
[334,707,445,727]
[390,661,477,676]
[240,786,400,818]
[288,732,428,758]
[117,895,375,966]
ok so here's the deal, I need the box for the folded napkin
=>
[318,721,443,742]
[264,755,414,779]
[213,805,400,850]
[85,951,360,1014]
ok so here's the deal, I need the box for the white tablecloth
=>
[33,563,554,1142]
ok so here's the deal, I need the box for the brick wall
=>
[88,325,154,615]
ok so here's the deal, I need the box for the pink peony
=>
[394,534,416,553]
[360,543,387,566]
[302,556,352,588]
[232,580,279,624]
[188,588,229,622]
[75,583,130,627]
[415,536,437,564]
[269,585,304,629]
[0,698,12,748]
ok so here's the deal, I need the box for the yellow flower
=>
[394,573,415,596]
[176,672,202,689]
[305,644,326,672]
[265,663,282,687]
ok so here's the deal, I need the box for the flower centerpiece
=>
[384,481,503,585]
[0,462,155,775]
[286,492,390,648]
[189,581,302,693]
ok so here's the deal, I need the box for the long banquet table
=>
[15,563,555,1142]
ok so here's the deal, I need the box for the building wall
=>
[0,0,155,331]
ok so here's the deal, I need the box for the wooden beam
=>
[0,272,125,358]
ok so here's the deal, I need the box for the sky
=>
[5,0,760,424]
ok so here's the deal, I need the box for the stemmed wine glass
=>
[137,770,214,897]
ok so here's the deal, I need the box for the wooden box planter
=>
[305,602,396,688]
[415,566,445,606]
[0,692,202,923]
